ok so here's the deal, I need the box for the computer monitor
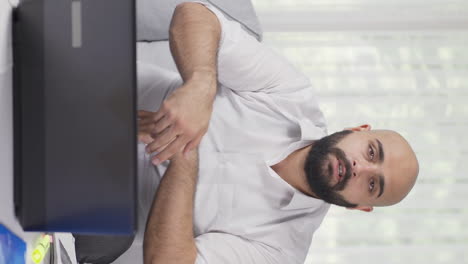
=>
[13,0,137,234]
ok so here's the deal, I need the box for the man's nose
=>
[352,160,377,178]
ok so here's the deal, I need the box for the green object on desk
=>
[32,234,52,264]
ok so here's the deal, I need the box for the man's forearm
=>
[143,151,199,264]
[169,2,220,98]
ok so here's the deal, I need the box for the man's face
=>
[305,130,357,207]
[305,126,419,209]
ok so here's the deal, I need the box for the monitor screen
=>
[13,0,137,235]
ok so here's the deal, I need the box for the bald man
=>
[275,126,419,211]
[134,2,420,264]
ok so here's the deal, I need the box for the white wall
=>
[253,0,468,263]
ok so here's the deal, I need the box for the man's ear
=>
[344,124,371,132]
[346,205,374,212]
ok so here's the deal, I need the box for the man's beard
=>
[304,130,357,208]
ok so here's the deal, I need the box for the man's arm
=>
[143,150,199,264]
[169,2,220,84]
[139,3,221,164]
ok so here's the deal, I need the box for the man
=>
[136,2,419,264]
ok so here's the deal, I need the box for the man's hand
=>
[138,72,216,165]
[167,146,199,178]
[138,1,220,167]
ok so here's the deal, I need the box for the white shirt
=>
[115,3,330,264]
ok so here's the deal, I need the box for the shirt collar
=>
[299,118,327,141]
[266,166,327,210]
[281,190,328,211]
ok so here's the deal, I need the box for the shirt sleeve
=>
[194,232,286,264]
[197,2,310,94]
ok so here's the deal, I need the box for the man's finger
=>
[152,137,187,165]
[138,117,155,126]
[183,135,203,156]
[138,110,154,118]
[146,126,176,154]
[152,108,166,123]
[153,115,172,134]
[138,132,153,144]
[155,137,176,153]
[138,123,155,134]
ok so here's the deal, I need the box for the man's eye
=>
[369,179,375,192]
[369,146,375,160]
